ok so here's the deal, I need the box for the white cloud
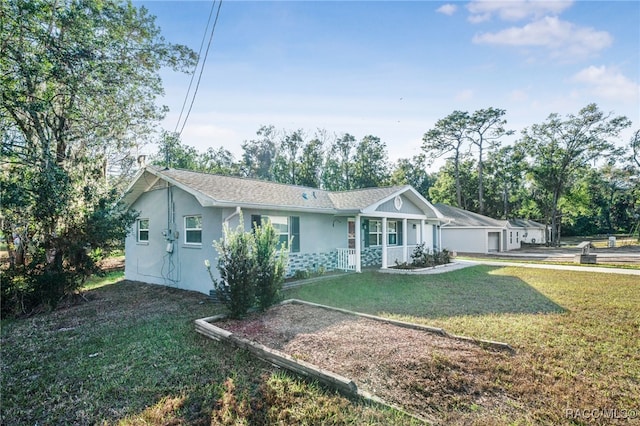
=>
[509,89,529,102]
[436,4,458,16]
[472,16,612,60]
[571,65,640,103]
[455,89,474,101]
[467,0,573,22]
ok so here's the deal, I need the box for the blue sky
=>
[137,0,640,165]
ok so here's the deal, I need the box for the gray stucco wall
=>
[125,185,221,294]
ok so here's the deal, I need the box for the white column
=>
[420,219,426,245]
[381,217,388,269]
[402,218,408,262]
[355,215,361,273]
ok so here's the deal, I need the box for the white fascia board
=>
[442,226,505,231]
[205,200,338,215]
[363,212,432,220]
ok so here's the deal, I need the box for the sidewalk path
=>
[464,259,640,276]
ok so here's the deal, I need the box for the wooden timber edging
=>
[283,298,516,354]
[195,299,515,424]
[195,310,435,424]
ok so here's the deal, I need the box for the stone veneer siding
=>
[361,246,382,267]
[286,251,338,277]
[285,247,383,277]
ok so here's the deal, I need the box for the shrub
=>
[207,216,289,318]
[410,243,451,268]
[211,221,257,319]
[254,220,288,311]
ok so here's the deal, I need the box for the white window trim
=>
[388,221,398,246]
[137,218,149,243]
[184,215,203,245]
[369,220,383,246]
[263,215,290,249]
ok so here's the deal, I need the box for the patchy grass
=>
[0,277,416,425]
[286,266,640,425]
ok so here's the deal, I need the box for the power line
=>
[173,0,218,134]
[176,0,223,138]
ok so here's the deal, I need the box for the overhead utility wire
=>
[177,0,223,138]
[173,0,218,134]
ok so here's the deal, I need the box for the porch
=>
[336,216,442,272]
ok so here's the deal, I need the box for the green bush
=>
[211,222,257,318]
[207,217,288,318]
[410,243,451,268]
[254,221,288,311]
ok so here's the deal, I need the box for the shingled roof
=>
[124,167,433,215]
[435,203,506,228]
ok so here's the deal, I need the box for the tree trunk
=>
[478,145,484,214]
[454,153,462,207]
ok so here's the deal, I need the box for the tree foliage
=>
[422,111,471,207]
[518,104,631,245]
[0,0,195,317]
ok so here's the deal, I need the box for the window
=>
[251,215,300,252]
[516,232,519,243]
[388,221,398,245]
[367,220,403,246]
[510,232,513,244]
[137,219,149,242]
[184,215,202,244]
[368,220,382,246]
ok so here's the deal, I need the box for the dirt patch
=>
[217,303,519,423]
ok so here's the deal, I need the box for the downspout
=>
[224,207,242,228]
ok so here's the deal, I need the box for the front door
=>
[347,219,356,267]
[348,218,356,249]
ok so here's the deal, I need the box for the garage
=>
[488,232,500,252]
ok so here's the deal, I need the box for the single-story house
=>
[436,203,545,253]
[123,167,444,294]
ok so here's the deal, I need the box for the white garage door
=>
[488,232,500,252]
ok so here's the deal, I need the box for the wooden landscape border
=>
[195,299,515,424]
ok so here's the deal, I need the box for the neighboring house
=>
[436,203,541,253]
[123,167,444,294]
[508,219,547,245]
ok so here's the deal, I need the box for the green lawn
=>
[2,266,638,425]
[287,266,640,425]
[0,272,415,425]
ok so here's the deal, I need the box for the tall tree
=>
[199,146,238,176]
[631,129,640,168]
[241,125,278,180]
[1,0,195,315]
[422,111,470,207]
[152,131,200,170]
[484,145,526,219]
[273,129,304,185]
[323,133,355,190]
[297,138,324,188]
[352,135,390,188]
[519,104,631,246]
[468,108,513,214]
[429,158,478,210]
[389,154,436,197]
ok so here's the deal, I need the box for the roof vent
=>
[302,193,308,200]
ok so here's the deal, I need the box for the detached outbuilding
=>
[122,167,444,294]
[436,203,545,254]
